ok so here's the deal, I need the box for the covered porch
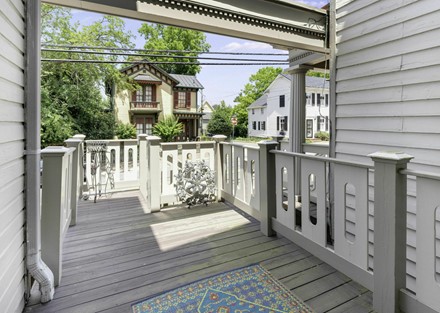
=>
[26,191,373,313]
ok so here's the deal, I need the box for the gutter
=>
[25,0,55,303]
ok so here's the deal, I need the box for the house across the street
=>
[113,62,204,140]
[248,74,329,139]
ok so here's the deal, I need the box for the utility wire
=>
[41,48,289,62]
[41,59,288,66]
[41,43,289,56]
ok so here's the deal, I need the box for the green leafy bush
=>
[115,122,137,139]
[152,115,183,142]
[314,131,330,141]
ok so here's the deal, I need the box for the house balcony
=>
[130,101,161,113]
[27,136,440,313]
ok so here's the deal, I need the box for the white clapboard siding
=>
[0,0,26,312]
[335,0,440,294]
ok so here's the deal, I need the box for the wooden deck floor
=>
[26,191,374,313]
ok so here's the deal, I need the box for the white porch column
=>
[285,64,311,195]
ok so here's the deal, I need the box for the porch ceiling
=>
[42,0,329,53]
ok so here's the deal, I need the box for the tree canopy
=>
[138,24,210,75]
[207,102,233,137]
[41,4,135,146]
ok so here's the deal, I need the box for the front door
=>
[134,116,154,136]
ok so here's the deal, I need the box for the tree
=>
[232,67,282,137]
[207,102,233,137]
[41,4,136,146]
[152,116,184,142]
[138,24,210,75]
[234,67,283,107]
[307,71,330,79]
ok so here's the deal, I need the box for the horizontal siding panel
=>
[336,65,440,93]
[0,55,24,87]
[0,141,24,166]
[337,28,440,68]
[336,86,402,105]
[0,176,24,210]
[336,3,440,43]
[0,79,24,103]
[0,122,24,143]
[336,130,440,150]
[0,234,24,295]
[336,0,418,31]
[0,209,24,255]
[337,116,440,134]
[0,260,24,313]
[0,0,25,36]
[335,0,378,19]
[336,100,440,117]
[402,45,440,71]
[0,160,24,189]
[0,12,25,52]
[334,142,440,169]
[0,100,24,122]
[403,81,440,101]
[0,33,25,69]
[336,56,402,81]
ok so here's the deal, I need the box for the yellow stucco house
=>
[114,62,204,140]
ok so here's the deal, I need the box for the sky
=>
[71,0,329,106]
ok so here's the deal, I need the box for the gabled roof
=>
[248,94,268,109]
[170,74,204,89]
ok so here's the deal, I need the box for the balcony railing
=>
[42,135,440,313]
[130,101,159,109]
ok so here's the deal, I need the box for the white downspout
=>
[25,0,55,303]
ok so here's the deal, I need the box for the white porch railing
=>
[138,135,216,212]
[42,134,440,313]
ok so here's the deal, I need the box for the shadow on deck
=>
[26,191,373,313]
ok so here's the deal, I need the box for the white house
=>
[199,101,214,135]
[248,74,329,139]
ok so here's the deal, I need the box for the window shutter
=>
[325,117,329,131]
[317,116,321,131]
[186,91,191,108]
[277,116,280,131]
[152,85,156,102]
[284,116,288,131]
[174,91,178,109]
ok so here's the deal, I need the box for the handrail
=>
[130,101,159,109]
[270,149,373,169]
[220,141,260,151]
[399,168,440,181]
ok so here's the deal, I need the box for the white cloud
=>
[221,41,273,52]
[296,0,329,8]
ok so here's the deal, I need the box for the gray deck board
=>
[25,191,373,313]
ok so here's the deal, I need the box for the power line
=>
[41,48,289,62]
[41,59,288,66]
[41,43,289,56]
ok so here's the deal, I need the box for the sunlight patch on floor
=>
[150,209,252,251]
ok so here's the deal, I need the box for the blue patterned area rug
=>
[131,264,314,313]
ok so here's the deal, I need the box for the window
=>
[325,94,329,106]
[317,116,325,132]
[311,93,315,106]
[306,119,313,138]
[252,121,256,130]
[261,121,266,131]
[133,85,154,102]
[317,93,321,105]
[306,93,312,106]
[258,122,261,130]
[174,91,191,109]
[279,95,285,107]
[277,116,288,132]
[325,116,329,131]
[252,109,255,115]
[134,116,154,135]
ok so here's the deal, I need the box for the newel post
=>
[213,135,227,201]
[148,136,162,212]
[369,151,413,313]
[138,135,148,202]
[64,136,84,226]
[258,141,278,237]
[41,146,75,286]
